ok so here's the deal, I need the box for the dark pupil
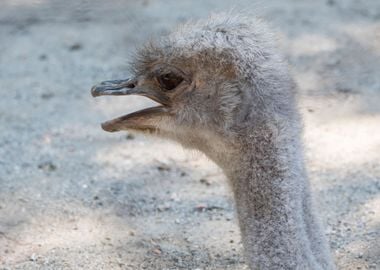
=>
[158,73,183,91]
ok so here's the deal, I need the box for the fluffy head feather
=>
[124,13,298,165]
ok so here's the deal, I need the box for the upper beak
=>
[91,78,170,106]
[91,78,138,97]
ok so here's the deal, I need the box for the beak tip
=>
[101,122,118,132]
[91,86,99,97]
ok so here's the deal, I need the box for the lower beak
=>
[100,106,169,132]
[91,78,171,133]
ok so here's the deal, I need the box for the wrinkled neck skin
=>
[200,115,335,270]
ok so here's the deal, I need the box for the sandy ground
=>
[0,0,379,269]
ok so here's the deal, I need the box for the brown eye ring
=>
[157,73,184,91]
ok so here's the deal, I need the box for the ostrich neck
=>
[219,125,333,270]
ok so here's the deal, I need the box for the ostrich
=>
[91,13,335,270]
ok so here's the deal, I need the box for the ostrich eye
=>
[157,73,183,91]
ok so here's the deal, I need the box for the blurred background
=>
[0,0,379,269]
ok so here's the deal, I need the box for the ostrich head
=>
[91,14,295,166]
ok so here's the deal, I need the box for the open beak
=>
[91,78,171,132]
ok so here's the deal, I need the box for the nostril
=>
[125,79,136,88]
[127,82,136,88]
